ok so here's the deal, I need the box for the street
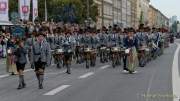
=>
[0,42,178,101]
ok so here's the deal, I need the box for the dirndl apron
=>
[127,47,138,72]
[6,50,18,74]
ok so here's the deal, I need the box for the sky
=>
[150,0,180,20]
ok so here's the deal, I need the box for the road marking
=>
[99,65,110,70]
[79,72,94,79]
[146,68,156,101]
[0,69,33,79]
[0,74,9,78]
[172,43,180,101]
[44,85,71,95]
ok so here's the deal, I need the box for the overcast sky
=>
[150,0,179,20]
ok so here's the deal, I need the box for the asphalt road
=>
[0,42,178,101]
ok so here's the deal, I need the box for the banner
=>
[0,0,9,22]
[32,0,38,22]
[19,0,30,21]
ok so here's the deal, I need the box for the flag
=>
[19,0,31,21]
[0,0,9,22]
[32,0,38,22]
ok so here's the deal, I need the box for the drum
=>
[57,49,64,53]
[125,48,130,54]
[53,48,64,68]
[111,47,121,68]
[100,47,106,50]
[84,48,92,53]
[111,47,120,52]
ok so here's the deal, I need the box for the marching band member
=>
[62,31,73,74]
[32,32,51,89]
[14,40,27,89]
[136,27,149,67]
[123,28,139,73]
[110,28,118,47]
[151,28,161,58]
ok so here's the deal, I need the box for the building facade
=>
[94,0,113,29]
[148,5,157,27]
[112,0,122,25]
[130,0,137,28]
[94,0,133,28]
[148,5,169,28]
[94,0,169,29]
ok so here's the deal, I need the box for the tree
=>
[9,0,18,20]
[9,0,18,12]
[80,0,98,23]
[51,0,83,23]
[39,0,98,23]
[139,11,144,24]
[8,0,98,23]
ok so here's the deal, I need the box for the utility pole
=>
[87,0,90,19]
[101,0,104,27]
[120,0,123,28]
[112,0,115,25]
[87,0,90,27]
[45,0,47,21]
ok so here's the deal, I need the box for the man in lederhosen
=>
[136,26,148,67]
[32,32,51,89]
[62,31,73,74]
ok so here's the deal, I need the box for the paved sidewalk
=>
[0,58,7,75]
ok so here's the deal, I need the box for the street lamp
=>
[87,0,90,19]
[101,0,104,27]
[45,0,47,21]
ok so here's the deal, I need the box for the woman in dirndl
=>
[6,37,18,75]
[123,28,139,74]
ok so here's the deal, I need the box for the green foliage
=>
[80,0,98,22]
[139,11,144,24]
[9,0,18,13]
[8,0,98,23]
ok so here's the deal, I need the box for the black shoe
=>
[86,66,89,69]
[123,68,129,71]
[66,71,71,74]
[17,85,23,90]
[39,84,43,89]
[22,83,26,88]
[11,72,15,75]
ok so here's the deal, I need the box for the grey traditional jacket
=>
[33,40,51,66]
[14,47,27,64]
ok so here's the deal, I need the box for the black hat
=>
[128,28,135,33]
[139,24,144,30]
[36,31,46,37]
